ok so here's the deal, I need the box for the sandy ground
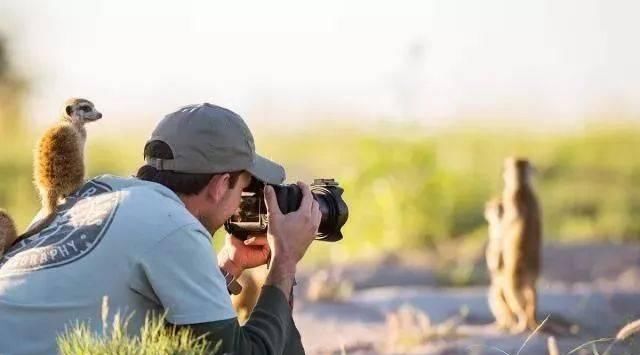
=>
[292,243,640,354]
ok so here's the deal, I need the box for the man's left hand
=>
[218,233,270,278]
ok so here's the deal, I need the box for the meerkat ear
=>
[65,105,73,116]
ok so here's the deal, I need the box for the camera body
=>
[224,178,348,242]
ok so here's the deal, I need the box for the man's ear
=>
[205,173,231,203]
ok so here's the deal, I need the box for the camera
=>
[224,178,348,242]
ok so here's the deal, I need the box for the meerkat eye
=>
[79,106,92,113]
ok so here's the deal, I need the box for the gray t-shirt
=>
[0,175,235,355]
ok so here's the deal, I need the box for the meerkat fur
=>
[231,267,264,323]
[484,197,515,330]
[499,157,542,333]
[15,98,102,243]
[485,197,504,275]
[0,209,17,255]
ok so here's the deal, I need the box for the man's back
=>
[0,175,233,354]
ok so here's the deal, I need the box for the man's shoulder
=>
[91,175,182,205]
[91,174,171,193]
[90,174,204,238]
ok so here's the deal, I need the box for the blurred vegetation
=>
[262,122,640,265]
[1,119,639,265]
[0,35,28,135]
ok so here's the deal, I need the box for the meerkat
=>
[13,98,102,244]
[231,267,265,323]
[499,157,542,333]
[484,197,515,330]
[0,209,17,255]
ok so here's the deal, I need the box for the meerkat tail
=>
[0,209,18,254]
[13,191,60,244]
[16,213,57,241]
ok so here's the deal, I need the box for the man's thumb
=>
[264,185,282,216]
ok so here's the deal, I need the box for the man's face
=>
[204,171,253,232]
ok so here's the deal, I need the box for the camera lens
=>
[225,178,348,242]
[272,179,348,242]
[310,180,348,241]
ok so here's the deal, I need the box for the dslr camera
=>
[224,178,348,242]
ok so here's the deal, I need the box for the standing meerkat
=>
[0,209,17,255]
[484,197,515,330]
[14,98,102,243]
[500,157,542,333]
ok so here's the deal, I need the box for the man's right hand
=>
[263,182,321,301]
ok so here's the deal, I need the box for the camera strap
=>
[220,267,242,295]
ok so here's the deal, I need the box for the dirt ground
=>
[292,243,640,354]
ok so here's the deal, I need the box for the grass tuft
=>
[57,297,214,355]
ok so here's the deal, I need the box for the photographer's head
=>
[136,103,285,232]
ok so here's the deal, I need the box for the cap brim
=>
[247,154,286,185]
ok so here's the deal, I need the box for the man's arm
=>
[175,182,318,354]
[132,225,304,354]
[207,236,304,354]
[172,285,304,355]
[143,183,318,354]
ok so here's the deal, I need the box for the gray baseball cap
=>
[145,103,285,184]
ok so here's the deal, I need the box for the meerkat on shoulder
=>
[13,98,102,244]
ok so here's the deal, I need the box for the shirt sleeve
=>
[171,285,305,355]
[129,224,236,324]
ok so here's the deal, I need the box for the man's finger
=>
[311,200,322,233]
[263,185,282,217]
[297,181,314,214]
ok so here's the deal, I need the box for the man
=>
[0,103,319,354]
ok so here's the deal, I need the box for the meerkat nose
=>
[97,113,102,119]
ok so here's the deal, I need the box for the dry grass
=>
[600,318,640,355]
[614,319,640,341]
[385,303,468,353]
[547,336,560,355]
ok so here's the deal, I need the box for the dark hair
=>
[136,140,241,196]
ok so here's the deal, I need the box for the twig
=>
[516,315,550,355]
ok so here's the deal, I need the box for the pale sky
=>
[1,0,639,131]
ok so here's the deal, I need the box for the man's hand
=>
[218,233,270,278]
[263,182,321,300]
